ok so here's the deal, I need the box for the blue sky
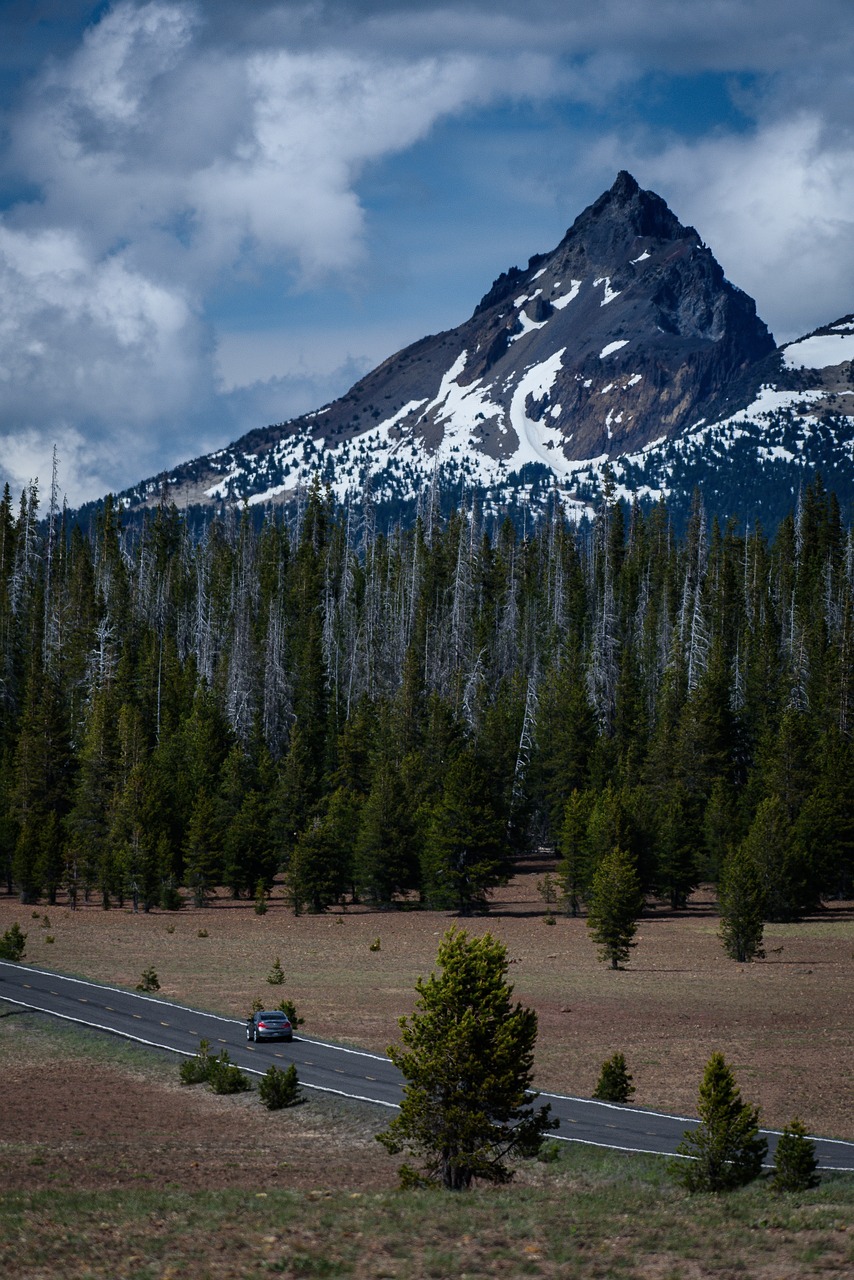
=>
[1,0,853,504]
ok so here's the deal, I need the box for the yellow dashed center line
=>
[160,1021,169,1027]
[132,1014,142,1020]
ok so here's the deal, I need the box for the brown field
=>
[2,860,852,1142]
[3,870,854,1280]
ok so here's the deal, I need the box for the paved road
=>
[2,959,853,1171]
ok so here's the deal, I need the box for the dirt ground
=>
[2,861,852,1145]
[0,1031,396,1194]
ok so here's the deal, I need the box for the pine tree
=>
[377,928,555,1188]
[772,1118,820,1192]
[593,1052,635,1103]
[289,786,360,913]
[421,748,509,915]
[718,842,765,962]
[586,847,644,969]
[674,1052,767,1192]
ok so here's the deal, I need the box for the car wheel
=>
[252,1027,258,1042]
[246,1026,252,1041]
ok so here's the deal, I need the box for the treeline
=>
[0,473,851,918]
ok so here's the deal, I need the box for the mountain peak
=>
[561,171,696,258]
[117,176,798,525]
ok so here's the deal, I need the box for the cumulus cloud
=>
[0,1,571,502]
[634,116,854,341]
[2,0,854,503]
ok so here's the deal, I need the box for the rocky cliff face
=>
[113,174,852,530]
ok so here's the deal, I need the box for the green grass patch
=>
[2,1169,852,1280]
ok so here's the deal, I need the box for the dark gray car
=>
[246,1010,293,1042]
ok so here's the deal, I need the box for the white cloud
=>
[2,0,854,503]
[639,115,854,341]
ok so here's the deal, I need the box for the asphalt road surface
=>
[2,959,853,1171]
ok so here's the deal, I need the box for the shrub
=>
[180,1039,213,1085]
[160,881,183,911]
[0,923,27,961]
[276,998,304,1029]
[593,1052,635,1103]
[197,928,209,938]
[208,1050,252,1095]
[136,966,160,992]
[267,956,285,985]
[259,1064,301,1110]
[251,995,264,1013]
[772,1118,820,1192]
[369,937,381,952]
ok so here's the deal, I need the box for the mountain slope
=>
[116,174,853,527]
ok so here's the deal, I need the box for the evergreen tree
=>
[377,928,555,1188]
[593,1052,635,1103]
[289,786,360,912]
[586,847,644,969]
[556,788,594,915]
[718,841,765,962]
[674,1052,767,1192]
[354,763,419,906]
[772,1118,820,1192]
[421,749,510,915]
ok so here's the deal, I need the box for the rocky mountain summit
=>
[117,173,853,529]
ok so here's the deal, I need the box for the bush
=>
[267,956,285,985]
[160,882,183,911]
[136,966,160,992]
[772,1118,820,1192]
[208,1050,252,1095]
[276,998,304,1029]
[259,1063,301,1110]
[593,1052,635,1103]
[0,922,27,961]
[180,1039,213,1085]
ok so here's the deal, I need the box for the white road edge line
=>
[1,997,399,1111]
[4,967,853,1163]
[0,961,390,1063]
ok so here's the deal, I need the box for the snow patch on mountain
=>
[507,349,567,472]
[552,279,581,310]
[782,332,854,369]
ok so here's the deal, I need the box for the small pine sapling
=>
[266,956,285,985]
[207,1050,252,1095]
[136,965,160,992]
[180,1039,213,1085]
[276,998,304,1029]
[0,923,27,961]
[254,879,269,915]
[772,1118,820,1192]
[259,1063,301,1110]
[593,1052,635,1103]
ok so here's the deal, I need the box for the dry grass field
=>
[2,866,854,1279]
[1,859,852,1140]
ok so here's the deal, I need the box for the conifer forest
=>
[1,474,852,925]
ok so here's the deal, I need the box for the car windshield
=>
[259,1012,287,1020]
